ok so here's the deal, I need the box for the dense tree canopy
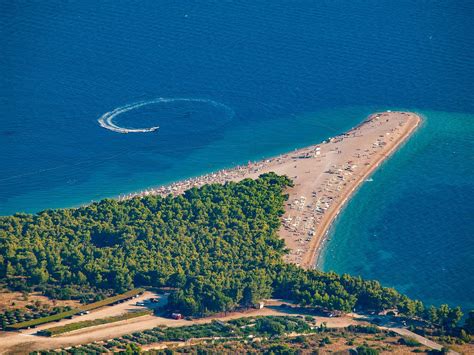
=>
[1,174,289,312]
[0,173,464,324]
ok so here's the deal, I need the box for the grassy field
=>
[40,310,152,337]
[9,288,145,330]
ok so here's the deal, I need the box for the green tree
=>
[445,306,463,329]
[124,343,141,354]
[459,329,471,343]
[464,310,474,335]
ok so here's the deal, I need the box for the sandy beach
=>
[119,111,421,268]
[0,112,423,354]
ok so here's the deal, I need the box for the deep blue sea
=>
[1,1,473,311]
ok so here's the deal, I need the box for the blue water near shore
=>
[319,110,474,311]
[1,2,473,310]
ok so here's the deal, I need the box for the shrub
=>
[356,345,380,355]
[398,336,421,347]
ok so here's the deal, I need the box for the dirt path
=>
[0,296,452,355]
[388,327,459,355]
[0,112,424,354]
[0,302,357,354]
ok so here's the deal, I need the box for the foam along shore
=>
[118,111,421,269]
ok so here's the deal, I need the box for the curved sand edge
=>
[301,113,422,269]
[116,111,422,270]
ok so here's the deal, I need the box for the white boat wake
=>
[98,97,235,134]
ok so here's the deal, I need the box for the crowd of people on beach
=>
[117,156,286,201]
[282,160,358,266]
[280,112,411,266]
[117,111,413,269]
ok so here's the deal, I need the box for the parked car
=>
[171,313,183,320]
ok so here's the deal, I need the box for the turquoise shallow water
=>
[319,110,474,311]
[1,1,473,311]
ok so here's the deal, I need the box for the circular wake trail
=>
[98,98,234,134]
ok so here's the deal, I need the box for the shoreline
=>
[116,111,421,269]
[276,111,421,268]
[306,113,422,269]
